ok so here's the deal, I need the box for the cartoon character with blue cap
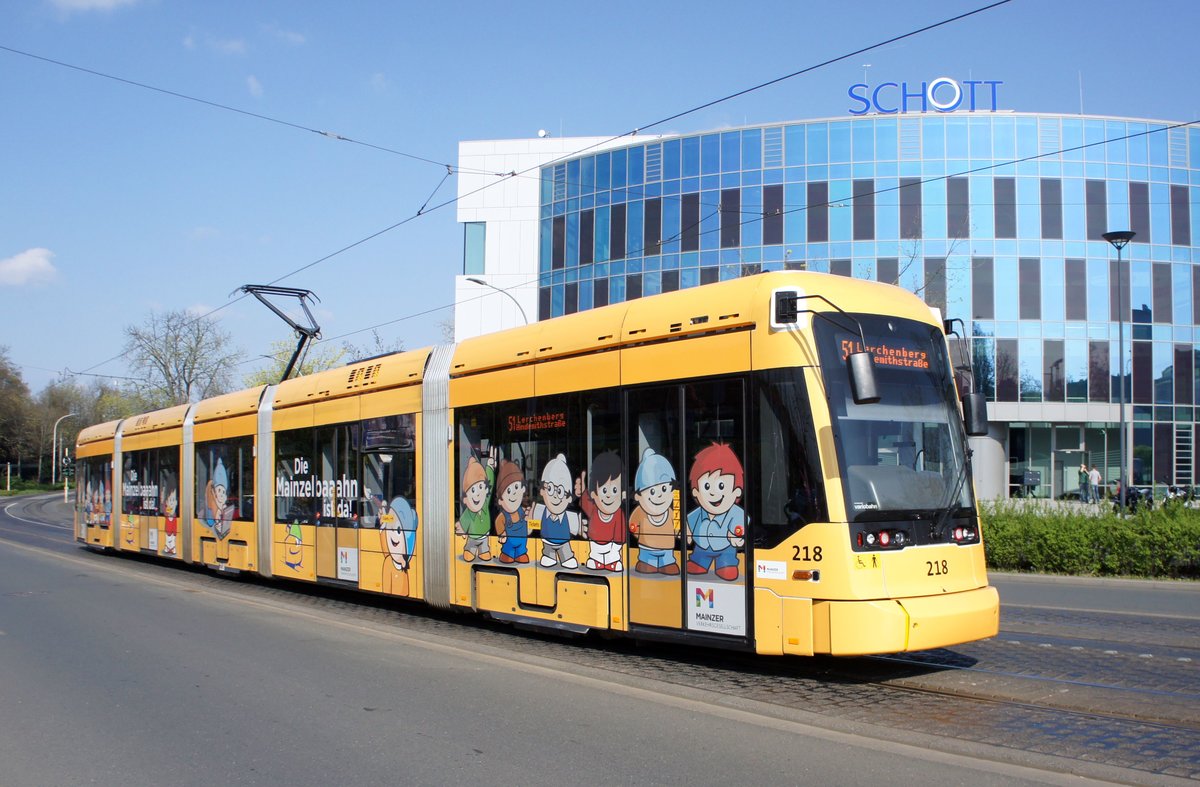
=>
[379,496,418,596]
[204,458,236,539]
[630,447,679,575]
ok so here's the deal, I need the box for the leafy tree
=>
[123,310,243,407]
[0,345,33,466]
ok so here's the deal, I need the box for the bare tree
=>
[342,330,405,363]
[123,310,242,407]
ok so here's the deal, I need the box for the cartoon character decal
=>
[455,450,495,562]
[161,478,178,556]
[576,451,625,572]
[379,496,418,595]
[532,453,581,569]
[283,523,304,570]
[203,458,236,539]
[685,443,746,581]
[630,447,679,575]
[494,460,530,564]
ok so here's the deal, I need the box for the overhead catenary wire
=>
[60,0,1016,378]
[0,43,504,177]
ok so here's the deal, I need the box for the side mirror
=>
[963,391,988,436]
[847,352,880,404]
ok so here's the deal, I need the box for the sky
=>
[2,0,1199,396]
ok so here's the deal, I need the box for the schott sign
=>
[848,77,1003,115]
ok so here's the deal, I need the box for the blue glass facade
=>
[536,114,1200,498]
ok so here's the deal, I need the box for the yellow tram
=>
[76,271,999,656]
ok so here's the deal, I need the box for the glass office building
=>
[457,114,1200,499]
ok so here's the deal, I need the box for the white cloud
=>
[246,75,263,98]
[369,72,389,93]
[0,248,59,286]
[48,0,139,12]
[188,226,220,241]
[212,38,247,55]
[264,23,306,46]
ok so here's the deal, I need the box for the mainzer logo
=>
[695,587,715,608]
[848,77,1002,115]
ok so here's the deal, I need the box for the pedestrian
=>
[1078,463,1090,503]
[1088,465,1102,504]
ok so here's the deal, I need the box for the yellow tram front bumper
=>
[820,585,1000,656]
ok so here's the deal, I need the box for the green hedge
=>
[981,500,1200,578]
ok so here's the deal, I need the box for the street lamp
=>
[1103,230,1135,510]
[466,277,529,326]
[52,412,77,486]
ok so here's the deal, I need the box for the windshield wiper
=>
[932,448,972,537]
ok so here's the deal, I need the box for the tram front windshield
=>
[815,314,973,521]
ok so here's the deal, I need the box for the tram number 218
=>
[926,559,950,576]
[792,545,823,562]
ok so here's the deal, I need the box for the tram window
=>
[79,457,112,525]
[275,428,317,525]
[754,370,827,547]
[196,436,254,524]
[123,449,159,516]
[683,379,748,560]
[315,425,358,526]
[358,414,416,528]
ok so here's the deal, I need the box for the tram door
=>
[626,378,748,638]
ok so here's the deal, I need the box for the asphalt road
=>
[2,493,1195,785]
[0,534,1075,786]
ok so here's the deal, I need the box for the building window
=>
[996,339,1018,402]
[807,182,829,243]
[924,258,946,314]
[972,257,994,320]
[1088,340,1109,402]
[463,222,485,275]
[1040,179,1063,239]
[610,204,626,261]
[853,179,874,241]
[877,257,898,286]
[1109,259,1127,322]
[830,259,852,277]
[1133,341,1152,404]
[947,177,969,239]
[763,185,783,246]
[580,210,594,265]
[681,193,700,252]
[1019,258,1041,320]
[1065,259,1087,321]
[593,279,609,308]
[1043,339,1065,402]
[720,189,741,248]
[993,178,1016,239]
[644,199,661,256]
[899,177,922,239]
[552,216,565,269]
[1171,185,1192,246]
[626,274,642,301]
[1085,180,1107,241]
[1129,182,1150,243]
[1153,263,1173,325]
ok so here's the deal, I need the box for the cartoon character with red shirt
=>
[576,451,625,572]
[685,442,746,581]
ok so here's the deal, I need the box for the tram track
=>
[4,493,1199,781]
